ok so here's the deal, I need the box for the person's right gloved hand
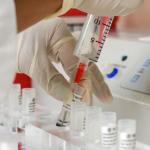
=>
[17,18,112,106]
[53,0,143,17]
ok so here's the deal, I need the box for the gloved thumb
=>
[47,72,73,105]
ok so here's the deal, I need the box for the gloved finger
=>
[47,18,79,75]
[88,63,113,102]
[50,0,143,19]
[79,77,92,105]
[46,63,73,105]
[48,75,73,105]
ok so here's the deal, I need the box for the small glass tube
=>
[7,84,21,133]
[118,119,136,150]
[70,101,87,136]
[8,84,21,113]
[85,106,102,143]
[100,112,117,149]
[22,88,36,115]
[21,88,36,128]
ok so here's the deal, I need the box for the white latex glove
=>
[17,18,112,106]
[53,0,143,17]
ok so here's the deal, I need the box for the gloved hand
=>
[53,0,143,17]
[17,18,112,106]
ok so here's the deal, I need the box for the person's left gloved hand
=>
[17,18,112,106]
[52,0,143,17]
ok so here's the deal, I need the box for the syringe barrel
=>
[74,14,114,63]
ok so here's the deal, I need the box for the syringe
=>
[73,15,114,100]
[56,15,114,127]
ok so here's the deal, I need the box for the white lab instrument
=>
[121,57,150,95]
[118,119,136,150]
[94,36,150,145]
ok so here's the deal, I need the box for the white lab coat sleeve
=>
[0,0,17,102]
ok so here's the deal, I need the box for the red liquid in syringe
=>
[74,17,111,84]
[74,63,86,84]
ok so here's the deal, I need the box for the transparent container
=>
[21,88,36,128]
[22,88,36,115]
[101,112,117,149]
[118,119,136,150]
[8,84,21,114]
[85,106,102,143]
[70,101,87,136]
[6,84,21,133]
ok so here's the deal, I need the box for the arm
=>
[15,0,63,32]
[15,0,143,32]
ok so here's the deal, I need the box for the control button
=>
[106,67,119,78]
[121,55,128,61]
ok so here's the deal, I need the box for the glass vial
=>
[21,88,36,128]
[7,84,21,133]
[70,101,87,136]
[118,119,136,150]
[22,88,36,115]
[8,84,21,113]
[85,106,102,143]
[101,112,117,149]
